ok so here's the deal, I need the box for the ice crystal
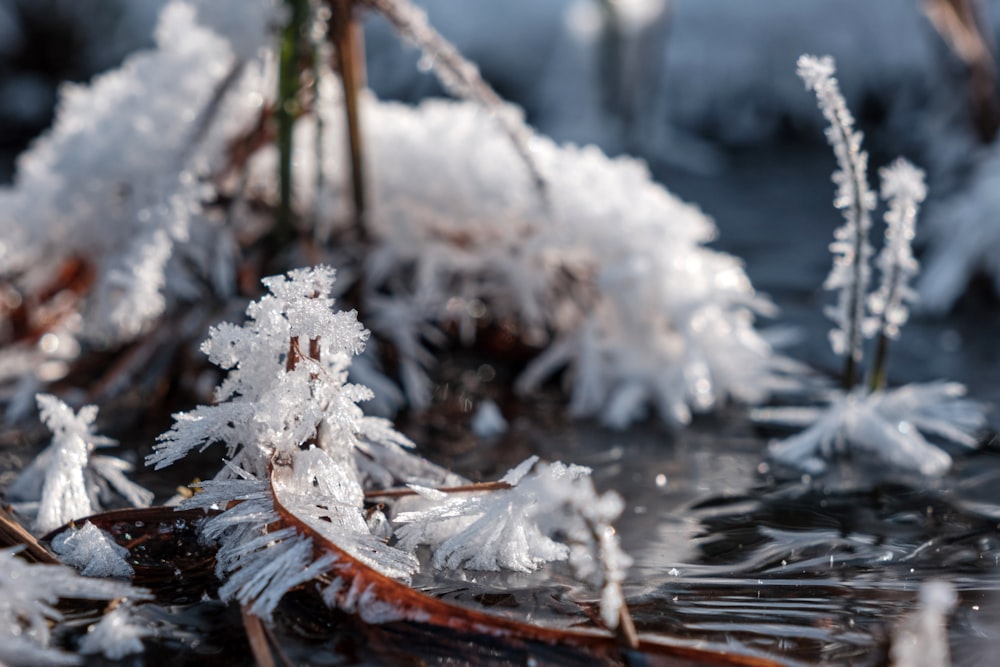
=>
[393,456,632,628]
[51,522,134,578]
[151,268,424,616]
[181,465,416,619]
[6,395,152,534]
[867,159,925,341]
[179,474,329,618]
[0,547,150,666]
[760,56,987,477]
[250,94,790,427]
[148,266,404,477]
[0,0,277,346]
[798,54,876,371]
[759,382,985,476]
[78,603,154,660]
[890,580,956,667]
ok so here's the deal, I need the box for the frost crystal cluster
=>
[395,455,632,629]
[0,0,279,414]
[756,56,987,477]
[149,267,444,618]
[0,548,150,665]
[6,394,152,534]
[867,158,926,341]
[150,267,632,630]
[250,92,790,427]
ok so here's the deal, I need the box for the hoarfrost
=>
[148,266,405,477]
[78,603,153,660]
[0,548,150,666]
[51,522,134,578]
[797,54,876,366]
[250,95,789,427]
[0,0,276,346]
[393,457,632,628]
[867,159,925,340]
[760,382,985,476]
[155,268,422,617]
[7,395,152,534]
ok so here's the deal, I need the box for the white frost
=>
[51,522,134,578]
[0,547,150,666]
[393,457,632,629]
[78,603,153,660]
[249,94,789,428]
[761,382,985,476]
[798,54,876,364]
[867,159,925,340]
[7,394,152,535]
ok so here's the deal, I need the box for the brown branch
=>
[330,0,369,242]
[0,506,58,564]
[925,0,1000,141]
[363,480,511,499]
[269,455,784,666]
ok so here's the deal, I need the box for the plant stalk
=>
[276,0,312,246]
[330,0,369,242]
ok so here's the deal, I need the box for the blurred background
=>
[1,0,999,418]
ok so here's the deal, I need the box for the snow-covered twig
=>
[867,158,926,390]
[362,0,549,201]
[797,54,876,389]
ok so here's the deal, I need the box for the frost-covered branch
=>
[867,158,926,390]
[253,95,791,427]
[362,0,548,200]
[798,54,876,389]
[148,267,447,616]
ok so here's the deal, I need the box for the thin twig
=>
[330,0,369,242]
[364,480,511,499]
[360,0,549,206]
[0,506,59,564]
[241,606,279,667]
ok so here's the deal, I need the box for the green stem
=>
[828,116,870,392]
[868,331,890,393]
[275,0,311,246]
[867,263,901,393]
